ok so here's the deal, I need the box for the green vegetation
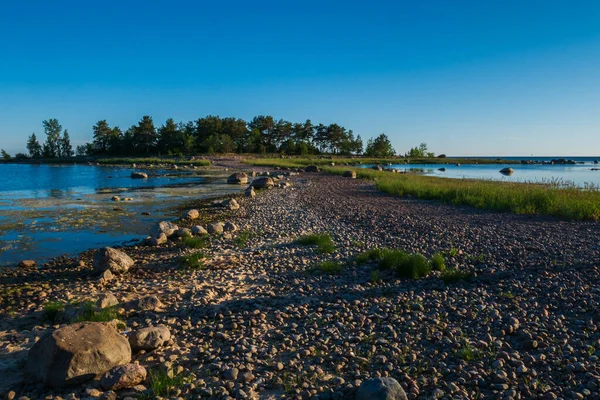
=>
[296,233,335,254]
[180,252,206,270]
[74,301,119,322]
[1,149,11,160]
[440,268,474,284]
[314,261,343,274]
[143,368,193,399]
[381,251,432,279]
[356,248,447,279]
[431,253,446,271]
[326,167,600,221]
[244,158,600,220]
[234,230,255,248]
[43,301,65,322]
[457,341,481,361]
[181,235,209,249]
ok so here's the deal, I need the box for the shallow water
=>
[0,164,241,266]
[362,156,600,188]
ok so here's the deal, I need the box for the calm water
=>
[362,156,600,188]
[0,163,240,266]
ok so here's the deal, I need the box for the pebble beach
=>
[1,160,600,400]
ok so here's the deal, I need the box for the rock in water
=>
[18,260,36,268]
[227,172,249,184]
[356,377,408,400]
[128,325,171,352]
[100,364,147,391]
[250,177,274,189]
[26,322,131,388]
[342,170,356,178]
[150,221,179,238]
[130,172,148,179]
[181,209,200,220]
[93,247,134,274]
[500,167,514,175]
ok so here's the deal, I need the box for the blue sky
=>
[1,0,599,156]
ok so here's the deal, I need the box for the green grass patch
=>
[74,301,120,322]
[43,301,65,322]
[244,158,600,221]
[440,268,474,284]
[142,368,193,399]
[431,253,446,271]
[235,230,255,248]
[180,252,206,270]
[355,248,387,264]
[296,233,335,254]
[314,261,343,274]
[457,342,481,361]
[181,235,209,249]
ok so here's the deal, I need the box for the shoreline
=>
[1,163,600,399]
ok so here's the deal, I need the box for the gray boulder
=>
[305,165,320,172]
[93,247,134,274]
[175,227,192,237]
[356,377,407,400]
[144,233,167,246]
[500,167,514,175]
[150,221,179,238]
[130,172,148,179]
[135,295,163,311]
[245,187,256,198]
[26,322,131,388]
[128,325,171,352]
[227,172,249,184]
[250,177,274,189]
[343,170,356,178]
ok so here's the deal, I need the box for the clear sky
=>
[1,0,600,156]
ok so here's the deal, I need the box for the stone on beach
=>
[305,165,320,172]
[222,198,240,210]
[208,222,225,235]
[342,170,356,178]
[26,322,131,388]
[96,293,119,309]
[356,377,408,400]
[150,221,179,238]
[192,225,208,235]
[182,209,200,220]
[128,325,171,352]
[100,364,147,391]
[93,247,134,274]
[250,176,274,189]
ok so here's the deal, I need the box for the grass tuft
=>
[440,268,473,284]
[43,301,64,322]
[141,367,192,399]
[180,252,206,270]
[235,230,254,248]
[74,301,119,322]
[314,261,343,274]
[355,248,387,264]
[431,253,446,271]
[181,235,209,249]
[296,233,335,254]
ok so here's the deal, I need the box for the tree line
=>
[16,115,433,159]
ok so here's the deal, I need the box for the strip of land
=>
[1,160,599,399]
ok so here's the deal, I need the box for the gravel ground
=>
[1,167,600,400]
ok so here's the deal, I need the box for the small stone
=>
[18,260,36,268]
[191,225,208,235]
[128,325,171,352]
[223,368,239,381]
[96,293,119,309]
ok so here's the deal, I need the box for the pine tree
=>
[1,149,11,159]
[26,133,43,158]
[60,130,74,158]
